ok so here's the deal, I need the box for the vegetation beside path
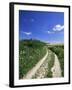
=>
[48,45,64,77]
[19,39,64,79]
[19,39,47,79]
[46,50,55,78]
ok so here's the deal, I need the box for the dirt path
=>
[23,50,48,79]
[51,54,62,77]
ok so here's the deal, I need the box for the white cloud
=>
[23,32,32,35]
[45,31,54,34]
[53,24,64,31]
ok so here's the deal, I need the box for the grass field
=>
[19,39,64,79]
[19,39,47,79]
[48,44,64,77]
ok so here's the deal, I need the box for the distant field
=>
[48,44,64,77]
[19,39,47,79]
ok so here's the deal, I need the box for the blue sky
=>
[19,10,64,44]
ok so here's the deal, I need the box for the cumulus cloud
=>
[23,32,32,35]
[53,24,64,31]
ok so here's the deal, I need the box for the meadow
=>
[19,39,64,79]
[19,39,47,79]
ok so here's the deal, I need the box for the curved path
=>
[23,50,48,79]
[51,54,62,77]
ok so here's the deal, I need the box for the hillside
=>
[19,39,64,79]
[19,39,47,79]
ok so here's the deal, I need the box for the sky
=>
[19,10,64,44]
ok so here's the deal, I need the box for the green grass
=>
[19,39,47,79]
[48,45,64,77]
[46,50,55,77]
[19,39,64,78]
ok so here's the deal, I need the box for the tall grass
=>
[19,39,47,79]
[48,45,64,77]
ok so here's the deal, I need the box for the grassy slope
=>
[19,39,47,79]
[48,45,64,77]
